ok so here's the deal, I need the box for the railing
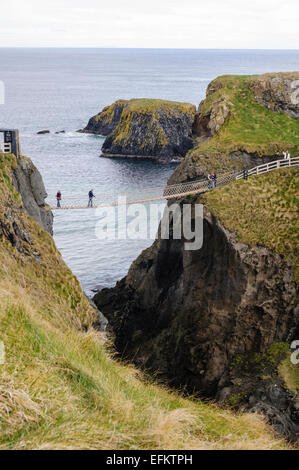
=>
[163,156,299,199]
[235,156,299,179]
[163,169,238,198]
[49,156,299,209]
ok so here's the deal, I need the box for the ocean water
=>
[0,48,298,294]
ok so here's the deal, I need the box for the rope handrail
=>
[50,156,299,210]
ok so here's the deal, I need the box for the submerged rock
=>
[37,130,50,135]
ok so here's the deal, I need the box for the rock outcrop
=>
[83,100,128,136]
[37,130,50,135]
[11,155,53,234]
[251,72,299,118]
[83,99,196,163]
[169,72,299,183]
[94,168,299,440]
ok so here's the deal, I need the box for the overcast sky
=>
[0,0,298,49]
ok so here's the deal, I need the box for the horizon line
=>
[0,46,299,51]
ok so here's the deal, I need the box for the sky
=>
[0,0,298,49]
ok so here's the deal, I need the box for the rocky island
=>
[83,98,196,163]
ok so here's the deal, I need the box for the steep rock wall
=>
[11,156,53,235]
[94,168,299,440]
[82,100,128,135]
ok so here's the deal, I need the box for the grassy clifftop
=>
[203,167,299,281]
[172,72,299,180]
[203,167,298,396]
[124,98,194,113]
[0,152,290,449]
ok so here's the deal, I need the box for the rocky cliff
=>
[251,72,299,118]
[94,168,299,440]
[170,72,299,183]
[83,98,196,163]
[83,99,128,135]
[0,151,285,450]
[11,155,53,234]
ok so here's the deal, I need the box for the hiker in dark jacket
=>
[56,190,62,208]
[211,173,217,188]
[88,189,95,207]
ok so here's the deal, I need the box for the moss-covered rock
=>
[84,98,196,162]
[83,99,128,135]
[170,72,299,182]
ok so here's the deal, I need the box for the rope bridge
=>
[50,157,299,210]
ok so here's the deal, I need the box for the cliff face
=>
[251,72,299,118]
[0,153,286,450]
[84,99,196,163]
[94,168,299,440]
[83,100,127,135]
[11,155,53,235]
[170,72,299,183]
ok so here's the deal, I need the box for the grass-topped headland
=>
[171,72,299,182]
[202,166,299,281]
[0,151,292,449]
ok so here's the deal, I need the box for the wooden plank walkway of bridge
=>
[50,157,299,210]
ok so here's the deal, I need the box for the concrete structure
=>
[0,129,20,157]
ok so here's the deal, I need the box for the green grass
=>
[279,356,299,394]
[0,152,292,449]
[203,167,299,281]
[189,73,299,172]
[125,98,195,113]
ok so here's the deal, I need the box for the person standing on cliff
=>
[211,172,217,188]
[56,190,62,208]
[207,174,212,189]
[88,189,95,207]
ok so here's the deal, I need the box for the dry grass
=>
[0,153,294,450]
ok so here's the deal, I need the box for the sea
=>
[0,48,298,294]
